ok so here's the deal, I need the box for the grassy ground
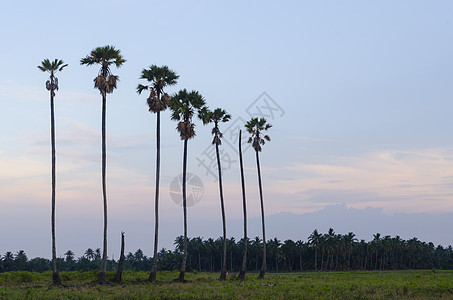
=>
[0,270,452,299]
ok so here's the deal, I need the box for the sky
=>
[1,0,453,259]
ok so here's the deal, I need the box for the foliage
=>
[3,230,453,274]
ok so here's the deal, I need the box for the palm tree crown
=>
[245,117,272,152]
[38,59,68,95]
[137,65,179,113]
[38,58,68,76]
[200,107,231,145]
[80,45,126,94]
[169,89,206,140]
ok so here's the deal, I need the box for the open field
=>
[1,270,453,299]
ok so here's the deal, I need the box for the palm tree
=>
[238,129,248,280]
[344,232,357,270]
[200,107,231,280]
[245,117,272,279]
[38,58,67,285]
[85,248,95,261]
[308,229,321,271]
[137,65,178,282]
[80,45,126,284]
[169,89,206,282]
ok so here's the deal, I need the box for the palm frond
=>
[136,84,149,95]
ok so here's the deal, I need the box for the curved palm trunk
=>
[215,140,227,281]
[178,139,188,282]
[149,110,161,282]
[50,86,61,285]
[238,130,247,280]
[256,150,267,279]
[99,91,108,284]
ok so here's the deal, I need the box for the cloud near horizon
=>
[269,148,453,214]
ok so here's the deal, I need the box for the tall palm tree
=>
[137,65,178,282]
[169,89,206,282]
[245,117,272,279]
[200,107,231,280]
[80,45,126,284]
[238,129,248,280]
[38,58,67,285]
[308,229,321,271]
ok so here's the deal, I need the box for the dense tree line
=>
[3,230,453,273]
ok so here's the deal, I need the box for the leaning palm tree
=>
[169,89,206,282]
[200,107,231,280]
[137,65,178,282]
[80,45,126,284]
[38,58,68,285]
[245,117,272,279]
[238,129,248,280]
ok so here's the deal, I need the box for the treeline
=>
[2,229,453,273]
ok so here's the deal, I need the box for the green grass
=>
[0,270,452,299]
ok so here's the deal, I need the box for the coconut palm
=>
[200,107,231,280]
[80,45,126,284]
[137,65,178,282]
[308,229,321,271]
[169,89,206,282]
[238,129,248,280]
[38,58,67,285]
[245,117,272,279]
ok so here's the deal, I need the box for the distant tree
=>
[14,250,28,271]
[85,248,95,261]
[80,45,126,284]
[200,107,231,280]
[250,237,263,272]
[308,229,321,271]
[64,250,75,262]
[3,252,14,271]
[64,250,75,271]
[344,232,357,270]
[137,65,178,282]
[94,248,101,261]
[29,257,51,272]
[169,89,206,282]
[245,117,272,279]
[37,58,67,285]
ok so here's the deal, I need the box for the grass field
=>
[0,270,452,299]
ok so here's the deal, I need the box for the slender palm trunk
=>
[256,150,267,279]
[238,130,247,280]
[113,232,125,282]
[99,91,108,284]
[321,247,324,271]
[299,254,303,272]
[314,247,318,271]
[149,110,161,282]
[178,139,188,282]
[215,139,227,281]
[50,85,61,285]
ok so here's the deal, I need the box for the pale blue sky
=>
[1,0,453,258]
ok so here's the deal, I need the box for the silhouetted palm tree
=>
[137,65,178,282]
[245,117,272,279]
[200,107,231,280]
[238,130,248,280]
[80,45,126,284]
[38,58,67,285]
[169,89,206,282]
[308,229,321,271]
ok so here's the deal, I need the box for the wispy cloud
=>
[265,148,453,214]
